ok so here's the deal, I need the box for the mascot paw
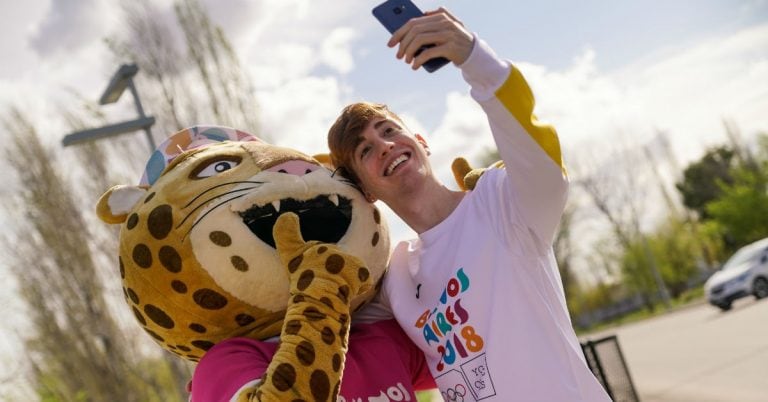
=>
[274,213,373,301]
[451,157,504,191]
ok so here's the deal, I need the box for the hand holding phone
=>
[372,0,451,73]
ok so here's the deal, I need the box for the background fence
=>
[582,335,640,402]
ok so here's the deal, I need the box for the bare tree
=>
[65,107,194,400]
[2,109,189,401]
[573,140,672,309]
[554,201,580,304]
[2,1,266,399]
[106,0,262,139]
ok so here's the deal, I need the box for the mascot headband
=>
[140,125,263,186]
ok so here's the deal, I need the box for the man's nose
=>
[376,140,394,158]
[266,160,320,176]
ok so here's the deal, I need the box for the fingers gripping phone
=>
[372,0,450,73]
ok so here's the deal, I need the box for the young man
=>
[328,8,611,401]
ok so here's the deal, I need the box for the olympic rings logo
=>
[441,384,467,402]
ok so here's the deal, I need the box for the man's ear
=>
[364,192,377,203]
[415,134,431,156]
[356,180,376,203]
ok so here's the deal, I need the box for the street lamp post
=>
[62,64,156,153]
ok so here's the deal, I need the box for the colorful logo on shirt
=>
[414,268,485,372]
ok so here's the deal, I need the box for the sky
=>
[0,0,767,290]
[0,0,767,395]
[0,0,766,271]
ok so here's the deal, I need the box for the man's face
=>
[349,116,431,202]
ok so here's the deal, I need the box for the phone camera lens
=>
[393,6,403,14]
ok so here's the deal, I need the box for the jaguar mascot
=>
[96,126,436,401]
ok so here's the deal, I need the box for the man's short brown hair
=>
[327,102,401,185]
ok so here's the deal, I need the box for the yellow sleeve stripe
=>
[494,66,566,174]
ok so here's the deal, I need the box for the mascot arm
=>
[235,213,372,402]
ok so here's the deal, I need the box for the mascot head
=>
[96,126,389,362]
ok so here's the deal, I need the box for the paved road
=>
[588,297,768,402]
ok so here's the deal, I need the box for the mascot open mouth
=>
[239,194,352,248]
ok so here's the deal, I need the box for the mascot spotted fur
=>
[96,126,434,401]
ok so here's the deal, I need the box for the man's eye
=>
[193,159,240,178]
[385,123,403,135]
[360,146,370,158]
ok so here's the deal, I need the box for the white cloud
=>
[320,27,358,74]
[625,24,768,158]
[0,0,128,149]
[738,0,768,15]
[229,2,371,89]
[28,0,114,57]
[256,75,345,155]
[427,92,493,181]
[205,0,310,53]
[250,42,318,86]
[0,1,47,79]
[511,23,768,167]
[199,0,264,40]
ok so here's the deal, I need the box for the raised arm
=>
[460,38,568,244]
[389,7,568,243]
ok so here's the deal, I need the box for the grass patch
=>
[417,390,440,401]
[577,288,705,336]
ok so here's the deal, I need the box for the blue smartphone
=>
[372,0,450,73]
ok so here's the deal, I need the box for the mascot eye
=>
[191,156,242,179]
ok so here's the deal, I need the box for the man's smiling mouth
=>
[385,154,410,176]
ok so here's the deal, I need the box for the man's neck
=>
[385,181,466,234]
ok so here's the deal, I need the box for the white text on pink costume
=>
[338,382,412,402]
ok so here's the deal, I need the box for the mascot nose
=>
[266,160,320,176]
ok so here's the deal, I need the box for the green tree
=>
[617,215,725,300]
[619,240,659,306]
[706,166,768,250]
[676,146,736,220]
[648,218,714,296]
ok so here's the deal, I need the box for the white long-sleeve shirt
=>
[381,37,611,402]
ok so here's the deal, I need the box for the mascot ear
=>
[96,185,149,224]
[312,153,334,170]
